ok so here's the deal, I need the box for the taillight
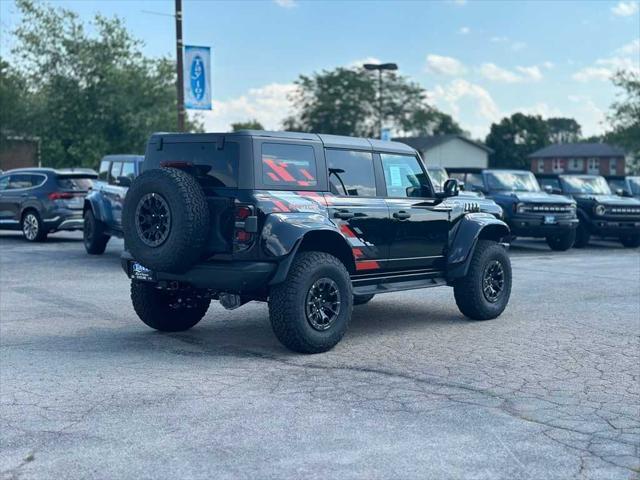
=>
[234,204,257,251]
[48,192,75,200]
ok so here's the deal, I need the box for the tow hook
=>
[219,293,243,310]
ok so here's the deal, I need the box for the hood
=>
[495,191,574,204]
[573,194,640,206]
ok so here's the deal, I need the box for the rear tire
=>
[268,251,353,353]
[131,281,210,332]
[620,234,640,248]
[546,229,576,251]
[21,210,47,242]
[353,294,375,305]
[454,240,511,320]
[83,209,110,254]
[122,168,210,273]
[573,221,590,248]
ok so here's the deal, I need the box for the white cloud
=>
[567,95,607,136]
[611,1,639,16]
[479,63,544,83]
[490,36,508,43]
[425,54,467,76]
[348,57,382,68]
[274,0,297,7]
[616,38,640,55]
[542,61,554,69]
[451,0,467,5]
[511,41,527,52]
[196,83,295,132]
[458,26,471,35]
[431,79,501,125]
[572,42,640,82]
[572,66,613,82]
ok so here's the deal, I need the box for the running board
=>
[352,276,447,296]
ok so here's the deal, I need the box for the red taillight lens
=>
[234,205,255,251]
[235,230,252,242]
[235,206,252,220]
[48,192,75,200]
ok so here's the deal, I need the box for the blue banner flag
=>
[184,45,212,110]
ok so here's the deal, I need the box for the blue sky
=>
[1,0,639,138]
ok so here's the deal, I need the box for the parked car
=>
[120,131,512,354]
[605,175,640,199]
[537,174,640,248]
[426,166,503,219]
[83,155,144,254]
[0,168,97,241]
[447,168,578,251]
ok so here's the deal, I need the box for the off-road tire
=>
[83,209,110,254]
[122,168,210,273]
[131,281,210,332]
[268,251,353,353]
[353,294,375,305]
[454,240,511,320]
[546,229,576,251]
[620,234,640,248]
[21,210,47,242]
[573,221,590,248]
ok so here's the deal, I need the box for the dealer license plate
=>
[543,215,556,225]
[130,262,155,282]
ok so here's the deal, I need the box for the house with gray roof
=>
[528,143,626,176]
[393,135,492,169]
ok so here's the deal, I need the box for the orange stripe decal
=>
[356,260,379,271]
[340,224,356,237]
[352,248,364,258]
[267,172,280,182]
[272,200,291,212]
[300,168,315,181]
[264,158,295,182]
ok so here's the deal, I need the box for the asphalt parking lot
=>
[1,231,638,480]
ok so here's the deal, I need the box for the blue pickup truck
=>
[83,155,143,254]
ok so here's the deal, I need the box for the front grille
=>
[606,206,640,215]
[521,204,574,214]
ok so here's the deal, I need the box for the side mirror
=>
[544,185,553,194]
[441,178,459,198]
[117,176,132,188]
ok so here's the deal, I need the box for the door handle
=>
[334,210,355,220]
[393,211,411,220]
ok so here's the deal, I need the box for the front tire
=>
[573,221,590,248]
[268,251,353,353]
[131,281,210,332]
[546,229,576,251]
[22,211,47,242]
[454,240,512,320]
[83,209,110,254]
[620,234,640,248]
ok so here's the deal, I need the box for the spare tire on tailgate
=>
[122,168,210,273]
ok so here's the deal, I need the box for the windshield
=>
[629,177,640,195]
[486,171,540,192]
[561,176,611,195]
[427,167,448,190]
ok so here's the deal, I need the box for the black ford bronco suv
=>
[448,168,578,251]
[537,174,640,248]
[121,131,512,353]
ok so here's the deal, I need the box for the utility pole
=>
[175,0,185,132]
[363,63,398,139]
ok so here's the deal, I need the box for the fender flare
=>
[263,213,355,285]
[447,213,510,280]
[83,192,109,223]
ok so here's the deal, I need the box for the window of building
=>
[326,149,376,197]
[537,160,545,173]
[587,158,600,174]
[262,143,317,188]
[552,159,563,173]
[380,154,430,197]
[609,158,618,175]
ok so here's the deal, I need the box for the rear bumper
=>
[43,210,84,231]
[507,216,578,237]
[121,251,277,292]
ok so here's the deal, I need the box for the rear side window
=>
[57,176,94,191]
[7,174,35,190]
[262,143,317,188]
[98,160,110,181]
[326,149,376,197]
[121,162,136,179]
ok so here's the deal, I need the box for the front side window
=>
[262,143,317,188]
[560,175,611,195]
[109,162,122,185]
[98,160,110,181]
[486,171,540,192]
[628,177,640,195]
[326,149,376,197]
[538,177,560,191]
[427,167,448,191]
[380,154,429,198]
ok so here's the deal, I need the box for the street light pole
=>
[175,0,185,132]
[363,63,398,139]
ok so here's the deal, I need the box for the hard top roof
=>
[149,130,417,155]
[101,154,144,162]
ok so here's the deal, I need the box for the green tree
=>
[485,113,550,169]
[8,0,200,169]
[283,66,462,137]
[546,117,582,144]
[606,70,640,173]
[231,119,264,131]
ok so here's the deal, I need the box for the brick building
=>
[528,143,626,176]
[0,136,40,171]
